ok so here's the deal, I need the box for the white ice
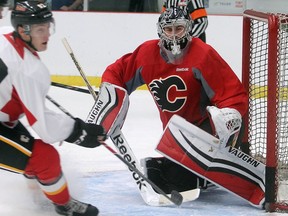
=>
[0,87,287,216]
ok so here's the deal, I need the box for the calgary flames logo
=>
[149,75,187,112]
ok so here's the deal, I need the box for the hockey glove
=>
[65,118,106,148]
[207,106,242,148]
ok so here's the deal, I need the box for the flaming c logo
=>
[149,75,187,112]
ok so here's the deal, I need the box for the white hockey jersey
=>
[0,32,74,144]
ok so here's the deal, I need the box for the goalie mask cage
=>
[242,10,288,212]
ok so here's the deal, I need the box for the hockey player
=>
[88,6,257,204]
[162,0,208,42]
[0,1,106,215]
[0,0,8,19]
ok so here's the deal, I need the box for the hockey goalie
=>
[87,5,265,208]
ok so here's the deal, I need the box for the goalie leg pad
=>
[156,115,265,208]
[86,82,129,136]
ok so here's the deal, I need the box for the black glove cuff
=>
[65,118,83,143]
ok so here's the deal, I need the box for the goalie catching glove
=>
[65,118,106,148]
[207,106,242,148]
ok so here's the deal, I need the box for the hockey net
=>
[242,10,288,212]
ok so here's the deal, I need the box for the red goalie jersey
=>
[101,38,248,129]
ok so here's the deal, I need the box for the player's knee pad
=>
[25,139,61,180]
[86,82,129,136]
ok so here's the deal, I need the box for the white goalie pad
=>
[156,115,265,208]
[207,106,242,148]
[86,82,129,136]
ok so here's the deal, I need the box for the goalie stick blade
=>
[179,188,200,202]
[147,189,200,206]
[159,189,199,206]
[158,188,200,206]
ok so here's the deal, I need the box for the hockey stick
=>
[46,95,73,118]
[45,95,183,206]
[61,38,97,101]
[51,82,95,95]
[61,38,191,206]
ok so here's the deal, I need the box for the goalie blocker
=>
[86,82,129,136]
[156,115,265,208]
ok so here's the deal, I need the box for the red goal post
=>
[242,10,288,212]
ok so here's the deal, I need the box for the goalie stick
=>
[45,95,183,206]
[61,38,199,206]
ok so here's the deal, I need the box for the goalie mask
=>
[157,7,193,65]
